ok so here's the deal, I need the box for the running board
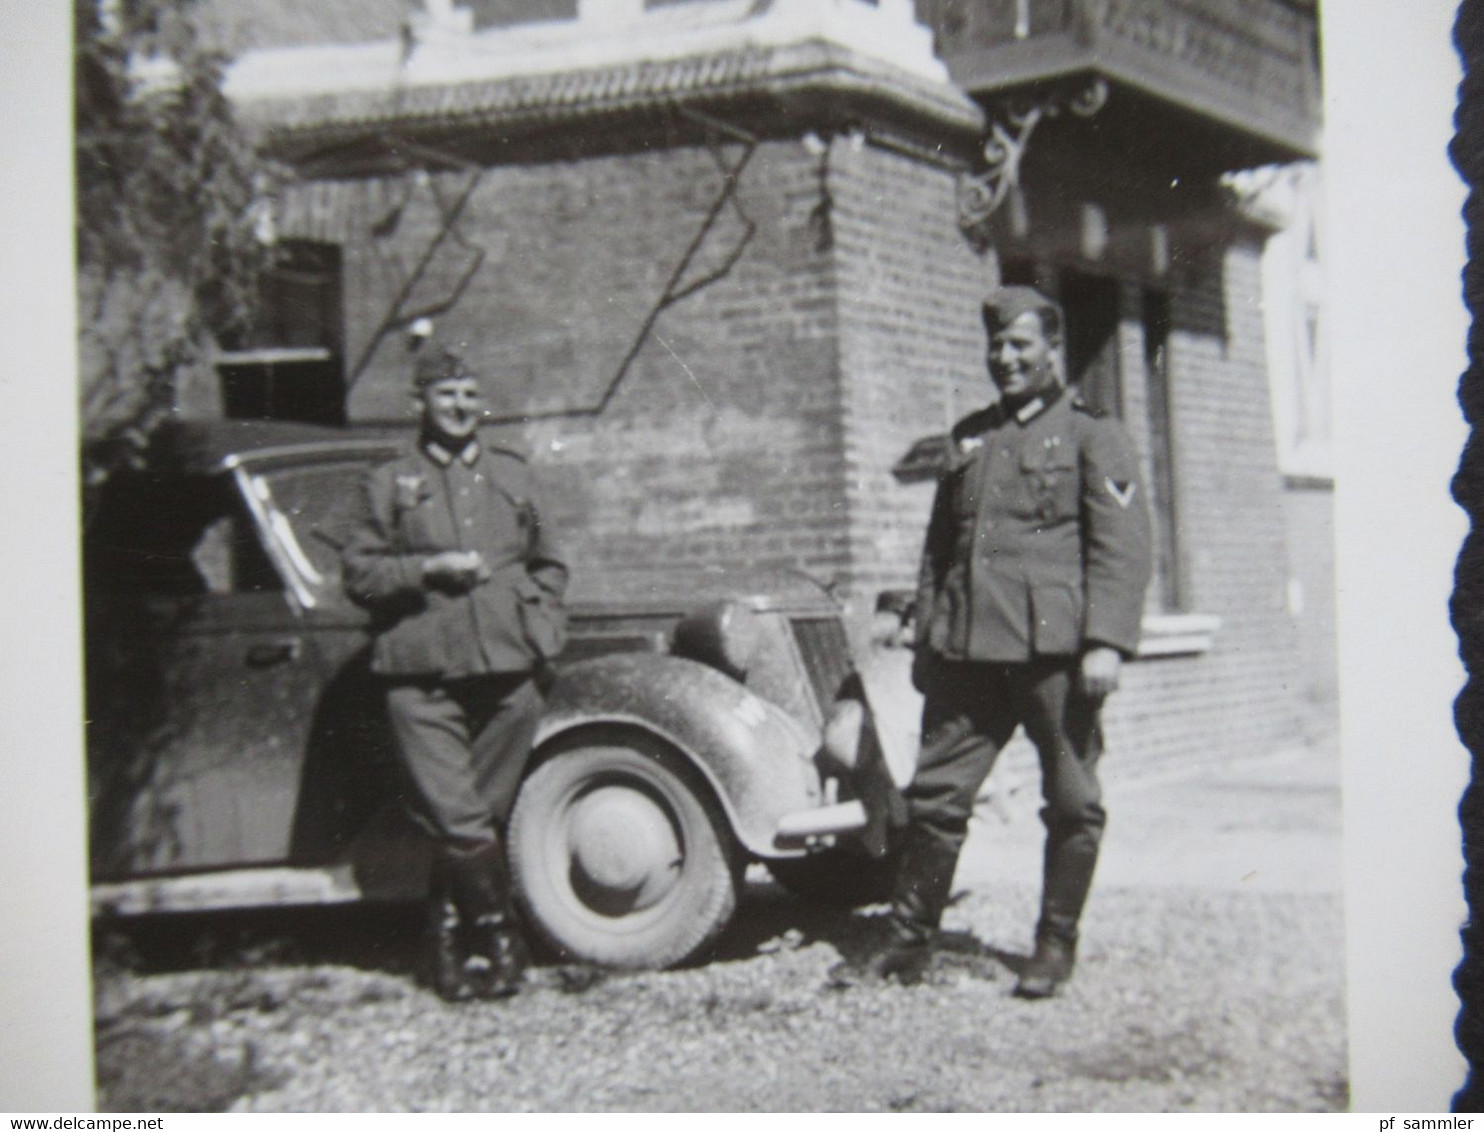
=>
[91,865,366,916]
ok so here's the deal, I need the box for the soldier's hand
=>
[1079,646,1122,698]
[421,550,486,593]
[467,551,492,585]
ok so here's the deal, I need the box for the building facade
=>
[192,0,1327,770]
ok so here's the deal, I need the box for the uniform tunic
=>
[343,438,568,678]
[342,437,569,842]
[915,390,1151,663]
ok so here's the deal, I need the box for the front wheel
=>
[507,729,741,969]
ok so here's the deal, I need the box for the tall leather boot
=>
[1015,826,1100,999]
[420,859,474,1003]
[444,840,529,999]
[828,826,960,987]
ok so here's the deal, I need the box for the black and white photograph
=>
[0,0,1472,1115]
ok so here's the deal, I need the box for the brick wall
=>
[267,138,853,591]
[830,200,1308,778]
[828,137,993,609]
[822,138,1307,767]
[253,120,1311,770]
[1101,235,1304,768]
[960,238,1310,784]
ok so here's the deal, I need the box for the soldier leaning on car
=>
[342,345,569,1002]
[837,286,1153,998]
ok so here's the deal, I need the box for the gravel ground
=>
[92,876,1347,1112]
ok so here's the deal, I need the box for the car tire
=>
[508,728,742,970]
[765,839,903,908]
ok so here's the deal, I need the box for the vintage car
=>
[84,421,908,969]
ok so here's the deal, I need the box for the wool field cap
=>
[981,285,1063,336]
[412,345,478,390]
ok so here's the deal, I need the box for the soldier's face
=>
[419,376,484,443]
[988,311,1060,403]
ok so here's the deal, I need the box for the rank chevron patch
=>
[1105,478,1138,509]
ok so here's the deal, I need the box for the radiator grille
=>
[789,616,853,707]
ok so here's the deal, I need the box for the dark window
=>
[217,241,345,426]
[1142,290,1185,612]
[220,360,344,427]
[1058,268,1122,417]
[999,256,1038,287]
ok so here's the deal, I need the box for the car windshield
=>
[248,459,379,604]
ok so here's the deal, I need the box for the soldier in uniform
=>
[839,286,1153,998]
[342,346,568,1001]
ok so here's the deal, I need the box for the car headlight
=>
[818,696,866,776]
[670,599,761,681]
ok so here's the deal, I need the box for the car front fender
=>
[535,653,827,858]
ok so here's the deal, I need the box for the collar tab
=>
[1015,397,1047,424]
[422,437,480,467]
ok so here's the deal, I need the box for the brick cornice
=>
[238,39,984,171]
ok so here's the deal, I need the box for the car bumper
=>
[774,799,868,845]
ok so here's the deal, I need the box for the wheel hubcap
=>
[567,785,682,913]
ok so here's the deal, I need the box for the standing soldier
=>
[342,345,568,1001]
[838,286,1153,998]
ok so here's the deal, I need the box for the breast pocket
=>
[394,497,443,551]
[1019,450,1079,522]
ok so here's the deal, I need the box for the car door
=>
[87,465,340,877]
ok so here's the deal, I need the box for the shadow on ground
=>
[709,876,1012,983]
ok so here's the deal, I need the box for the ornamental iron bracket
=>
[957,77,1108,250]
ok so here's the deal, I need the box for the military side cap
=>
[982,285,1062,336]
[412,346,477,390]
